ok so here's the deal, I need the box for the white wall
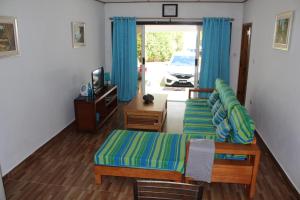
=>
[244,0,300,192]
[0,165,5,200]
[104,3,244,90]
[0,0,105,175]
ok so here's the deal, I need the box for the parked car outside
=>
[164,52,196,87]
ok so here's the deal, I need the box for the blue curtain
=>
[112,17,137,101]
[199,18,231,90]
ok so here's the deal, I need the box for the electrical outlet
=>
[250,100,253,105]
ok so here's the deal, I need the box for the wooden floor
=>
[3,102,299,200]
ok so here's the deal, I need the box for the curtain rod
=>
[109,17,234,21]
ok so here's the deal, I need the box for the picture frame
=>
[0,16,19,57]
[162,4,178,17]
[273,11,294,51]
[72,22,86,48]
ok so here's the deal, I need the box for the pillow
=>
[229,105,255,144]
[216,118,231,142]
[207,90,219,108]
[211,99,221,115]
[212,105,227,126]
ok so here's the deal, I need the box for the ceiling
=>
[97,0,247,3]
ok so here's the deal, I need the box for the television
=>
[91,66,104,95]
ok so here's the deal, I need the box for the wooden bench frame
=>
[94,142,260,198]
[186,88,261,198]
[94,88,261,199]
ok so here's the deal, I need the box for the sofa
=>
[183,79,260,198]
[184,79,255,146]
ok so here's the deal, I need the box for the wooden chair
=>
[134,180,203,200]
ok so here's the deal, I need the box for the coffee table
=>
[124,94,167,131]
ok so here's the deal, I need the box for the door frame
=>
[137,22,202,95]
[237,23,252,105]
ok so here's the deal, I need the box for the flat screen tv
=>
[91,66,104,95]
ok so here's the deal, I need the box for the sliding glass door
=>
[137,23,202,101]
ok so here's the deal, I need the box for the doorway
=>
[237,23,252,105]
[137,23,202,101]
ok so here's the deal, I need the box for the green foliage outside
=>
[137,32,184,62]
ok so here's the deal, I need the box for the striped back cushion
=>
[229,105,255,144]
[216,118,231,142]
[212,105,227,126]
[211,99,221,115]
[207,90,219,108]
[215,79,240,116]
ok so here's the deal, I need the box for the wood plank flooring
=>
[3,102,300,200]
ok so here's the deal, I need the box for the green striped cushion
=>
[215,79,240,116]
[211,99,221,115]
[216,118,231,142]
[229,105,255,144]
[94,130,187,173]
[212,105,227,126]
[184,125,217,140]
[186,99,209,107]
[207,90,219,108]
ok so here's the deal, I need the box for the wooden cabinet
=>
[74,85,117,132]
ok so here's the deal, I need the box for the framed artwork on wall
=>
[72,22,85,48]
[273,11,294,51]
[162,4,178,17]
[0,16,19,57]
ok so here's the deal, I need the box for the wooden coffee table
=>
[124,94,167,131]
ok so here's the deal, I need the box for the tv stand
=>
[74,85,118,132]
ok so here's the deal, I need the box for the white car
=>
[164,52,196,87]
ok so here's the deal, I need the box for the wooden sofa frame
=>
[94,88,261,199]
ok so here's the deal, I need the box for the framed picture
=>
[72,22,85,48]
[0,16,19,57]
[162,4,178,17]
[273,11,294,51]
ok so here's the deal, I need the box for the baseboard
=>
[255,130,300,197]
[3,120,75,181]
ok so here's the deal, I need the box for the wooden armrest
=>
[188,88,214,99]
[186,141,260,160]
[215,142,260,156]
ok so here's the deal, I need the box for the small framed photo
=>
[273,11,294,51]
[72,22,85,48]
[0,16,19,57]
[162,4,178,17]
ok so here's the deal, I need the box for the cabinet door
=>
[75,101,96,131]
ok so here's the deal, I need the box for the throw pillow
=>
[216,118,231,142]
[229,105,255,144]
[211,99,221,115]
[207,90,219,108]
[212,105,227,126]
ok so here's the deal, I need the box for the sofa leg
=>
[249,151,261,199]
[95,174,102,184]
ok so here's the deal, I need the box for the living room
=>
[0,0,299,199]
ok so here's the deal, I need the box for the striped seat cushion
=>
[184,125,217,140]
[229,105,255,144]
[186,99,209,107]
[94,130,187,173]
[184,107,213,123]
